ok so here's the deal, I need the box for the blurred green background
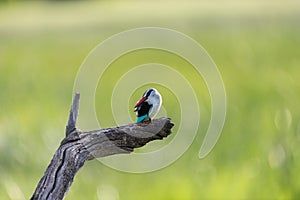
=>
[1,0,300,199]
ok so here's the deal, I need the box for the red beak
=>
[134,97,146,110]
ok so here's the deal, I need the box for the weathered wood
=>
[31,94,174,200]
[65,93,79,136]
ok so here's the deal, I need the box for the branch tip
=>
[66,93,80,136]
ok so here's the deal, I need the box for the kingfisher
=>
[134,88,162,123]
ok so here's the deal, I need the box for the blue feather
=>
[137,115,148,123]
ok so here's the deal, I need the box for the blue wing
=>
[137,115,148,123]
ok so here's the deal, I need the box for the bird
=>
[134,88,162,123]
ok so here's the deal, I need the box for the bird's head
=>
[134,88,161,112]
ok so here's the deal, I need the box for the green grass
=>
[0,1,300,199]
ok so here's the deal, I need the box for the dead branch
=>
[31,93,174,200]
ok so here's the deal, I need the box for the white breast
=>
[148,93,162,118]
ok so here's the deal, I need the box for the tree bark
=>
[31,93,174,200]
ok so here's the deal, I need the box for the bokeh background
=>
[1,0,300,199]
